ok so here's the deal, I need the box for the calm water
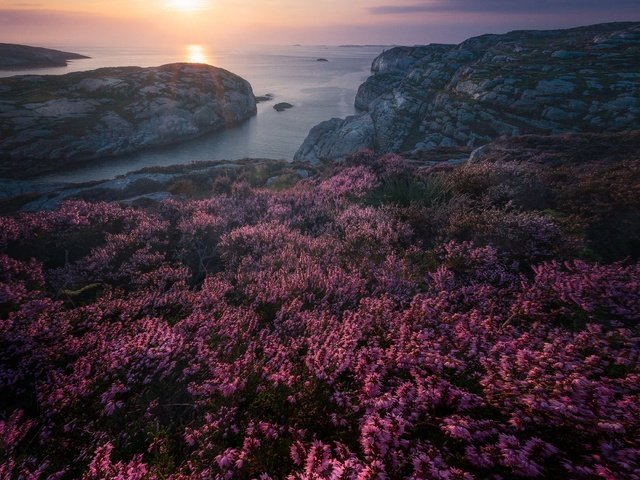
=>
[0,44,383,183]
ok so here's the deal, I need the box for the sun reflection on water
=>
[186,44,210,64]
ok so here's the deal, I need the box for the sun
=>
[165,0,208,11]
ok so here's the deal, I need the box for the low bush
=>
[1,150,638,479]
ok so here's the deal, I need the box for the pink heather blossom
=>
[317,166,379,199]
[0,153,638,479]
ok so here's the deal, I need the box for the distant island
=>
[338,44,397,48]
[0,43,89,69]
[273,102,294,112]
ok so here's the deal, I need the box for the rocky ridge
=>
[295,22,640,163]
[5,130,635,215]
[0,63,257,178]
[0,158,316,213]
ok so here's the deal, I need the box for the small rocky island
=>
[0,43,89,69]
[0,63,257,178]
[295,22,640,163]
[255,93,274,103]
[273,102,294,112]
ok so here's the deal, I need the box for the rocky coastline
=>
[4,129,637,215]
[0,158,315,213]
[2,23,640,209]
[295,22,640,163]
[0,63,257,178]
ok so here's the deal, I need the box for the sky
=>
[0,0,639,48]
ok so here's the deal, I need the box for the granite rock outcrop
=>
[0,63,257,177]
[295,23,640,163]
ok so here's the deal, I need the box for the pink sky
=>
[0,0,639,47]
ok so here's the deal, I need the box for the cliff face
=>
[0,63,257,178]
[295,22,640,163]
[0,43,89,69]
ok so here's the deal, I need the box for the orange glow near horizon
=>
[0,0,495,47]
[185,44,210,64]
[165,0,210,12]
[1,0,637,48]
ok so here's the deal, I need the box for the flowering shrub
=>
[317,166,379,200]
[442,207,572,266]
[0,151,638,479]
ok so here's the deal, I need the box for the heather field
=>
[1,139,639,479]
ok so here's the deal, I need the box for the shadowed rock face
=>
[0,63,257,178]
[0,44,90,69]
[295,22,640,163]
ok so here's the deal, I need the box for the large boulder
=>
[295,22,640,163]
[0,63,257,178]
[293,115,375,164]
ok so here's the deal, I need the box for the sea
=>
[0,44,385,183]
